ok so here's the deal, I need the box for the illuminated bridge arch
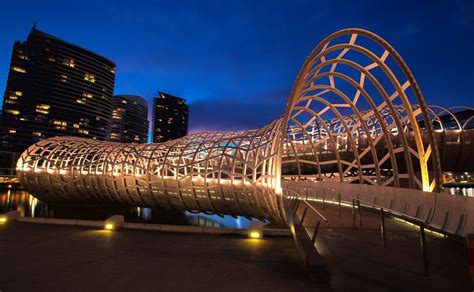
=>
[282,28,442,192]
[17,28,467,224]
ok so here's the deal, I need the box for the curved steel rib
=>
[17,28,471,223]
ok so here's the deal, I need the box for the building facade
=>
[110,95,149,143]
[152,92,188,143]
[0,25,116,154]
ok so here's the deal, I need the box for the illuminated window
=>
[82,92,93,98]
[48,57,56,62]
[76,99,85,104]
[9,129,16,134]
[84,73,95,83]
[73,124,80,129]
[33,131,42,137]
[5,100,16,104]
[18,55,29,60]
[60,75,68,82]
[53,120,67,126]
[63,58,75,68]
[9,95,17,100]
[12,66,26,73]
[79,129,89,135]
[14,91,23,96]
[36,104,50,114]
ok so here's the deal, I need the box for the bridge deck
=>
[296,200,472,291]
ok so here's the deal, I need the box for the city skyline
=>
[0,0,473,134]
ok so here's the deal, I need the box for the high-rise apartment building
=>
[0,25,116,154]
[110,95,149,143]
[152,92,188,143]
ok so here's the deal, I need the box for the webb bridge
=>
[14,28,474,282]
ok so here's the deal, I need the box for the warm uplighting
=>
[249,231,261,239]
[0,217,7,223]
[104,223,114,230]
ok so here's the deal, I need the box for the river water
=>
[1,187,471,228]
[0,188,252,228]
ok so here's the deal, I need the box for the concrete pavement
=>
[0,222,324,292]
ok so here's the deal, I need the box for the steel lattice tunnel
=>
[17,29,472,223]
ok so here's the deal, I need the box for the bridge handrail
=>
[352,197,428,227]
[283,188,329,224]
[350,195,430,276]
[282,187,331,281]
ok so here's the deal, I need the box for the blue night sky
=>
[1,0,473,133]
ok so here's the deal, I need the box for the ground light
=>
[248,220,264,239]
[249,231,261,239]
[0,211,20,223]
[103,215,125,231]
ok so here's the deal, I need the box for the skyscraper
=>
[110,95,149,143]
[0,24,116,154]
[152,92,188,143]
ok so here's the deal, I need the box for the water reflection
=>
[2,187,471,228]
[0,188,252,228]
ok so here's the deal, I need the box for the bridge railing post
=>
[357,200,362,230]
[337,192,341,217]
[293,199,300,215]
[380,208,386,247]
[322,189,325,210]
[352,198,356,227]
[299,207,308,228]
[420,224,429,277]
[305,220,321,263]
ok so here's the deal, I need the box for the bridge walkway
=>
[292,198,472,291]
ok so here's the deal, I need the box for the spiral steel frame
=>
[17,28,469,223]
[283,28,442,192]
